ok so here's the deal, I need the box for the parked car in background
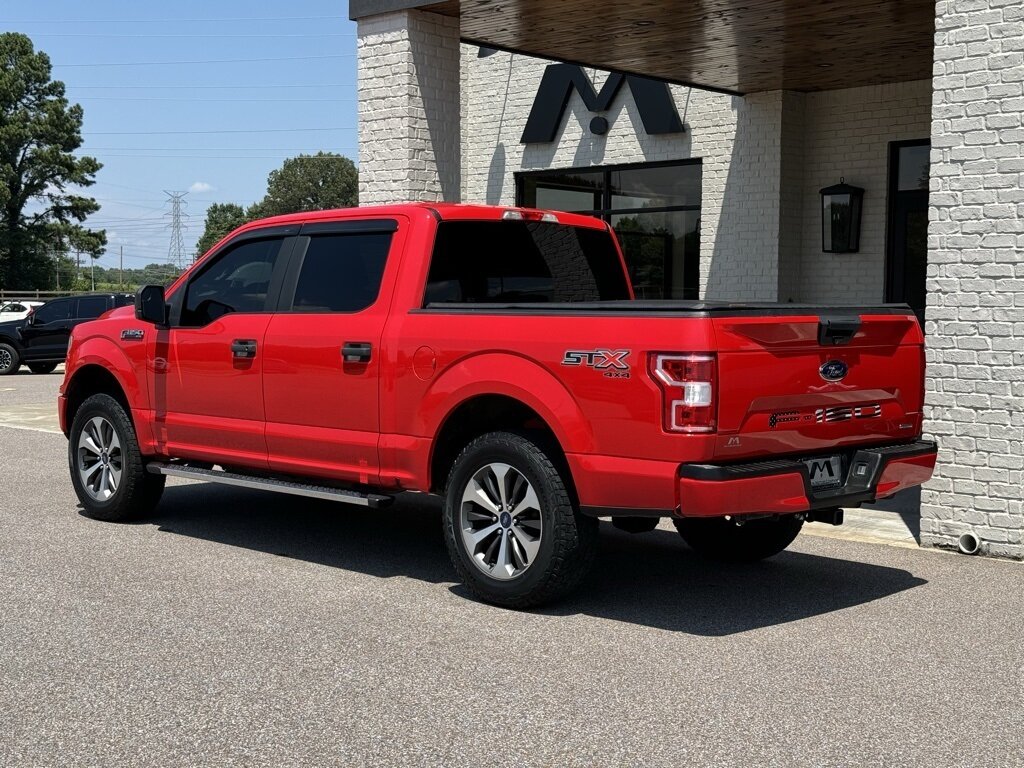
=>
[0,300,44,323]
[0,293,134,375]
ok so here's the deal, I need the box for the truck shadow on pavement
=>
[146,484,927,636]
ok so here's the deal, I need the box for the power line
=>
[84,153,357,159]
[32,32,355,38]
[68,84,353,89]
[84,127,354,135]
[75,96,356,102]
[83,146,357,151]
[55,54,354,67]
[12,15,347,23]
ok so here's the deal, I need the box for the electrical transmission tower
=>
[164,191,189,270]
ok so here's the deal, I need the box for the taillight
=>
[649,353,717,433]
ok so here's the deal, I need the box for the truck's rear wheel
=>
[28,362,58,374]
[69,393,165,522]
[673,515,803,562]
[443,431,597,608]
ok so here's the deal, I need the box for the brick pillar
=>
[705,91,804,302]
[922,0,1024,558]
[357,10,461,205]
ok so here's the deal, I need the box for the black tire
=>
[69,393,165,522]
[443,431,598,608]
[0,342,20,375]
[673,515,803,562]
[28,362,58,375]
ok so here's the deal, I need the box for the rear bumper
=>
[677,440,938,518]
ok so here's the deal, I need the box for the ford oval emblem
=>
[820,360,849,382]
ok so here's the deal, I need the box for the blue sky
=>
[4,1,358,269]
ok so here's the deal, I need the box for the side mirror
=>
[135,285,167,326]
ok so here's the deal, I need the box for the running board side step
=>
[146,462,393,508]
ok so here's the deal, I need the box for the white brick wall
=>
[357,10,460,204]
[923,0,1024,560]
[798,81,934,304]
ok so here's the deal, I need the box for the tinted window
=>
[33,300,72,324]
[182,238,283,326]
[519,160,702,299]
[76,296,109,319]
[2,303,24,313]
[425,221,630,304]
[290,233,391,312]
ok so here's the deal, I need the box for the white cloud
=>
[189,181,214,193]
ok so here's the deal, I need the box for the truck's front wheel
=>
[673,515,803,562]
[69,393,165,522]
[443,431,597,608]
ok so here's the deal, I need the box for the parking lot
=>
[1,370,1022,766]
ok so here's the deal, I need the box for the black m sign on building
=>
[521,63,685,144]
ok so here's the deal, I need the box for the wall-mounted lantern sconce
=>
[820,178,864,253]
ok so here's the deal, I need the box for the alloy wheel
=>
[77,416,123,502]
[459,462,543,580]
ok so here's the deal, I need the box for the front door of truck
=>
[151,231,292,468]
[262,220,400,485]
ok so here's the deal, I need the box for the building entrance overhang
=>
[351,0,936,95]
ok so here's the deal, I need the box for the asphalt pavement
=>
[1,371,1022,766]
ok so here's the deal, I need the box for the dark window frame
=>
[171,233,293,328]
[279,226,396,314]
[423,220,632,306]
[515,158,702,300]
[885,138,930,318]
[75,295,111,320]
[32,298,73,325]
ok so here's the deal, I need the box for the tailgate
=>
[712,311,925,460]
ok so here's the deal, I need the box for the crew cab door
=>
[19,298,73,360]
[152,229,293,469]
[262,219,401,484]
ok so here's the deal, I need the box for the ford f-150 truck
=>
[60,203,937,607]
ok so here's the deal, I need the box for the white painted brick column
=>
[923,0,1024,559]
[357,10,460,204]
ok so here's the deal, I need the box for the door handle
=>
[342,342,372,364]
[231,339,258,359]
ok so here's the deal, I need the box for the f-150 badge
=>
[562,349,631,378]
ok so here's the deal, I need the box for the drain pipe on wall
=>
[958,531,981,555]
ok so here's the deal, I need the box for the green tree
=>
[0,33,105,288]
[247,152,358,219]
[196,202,247,257]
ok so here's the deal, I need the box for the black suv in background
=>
[0,293,134,375]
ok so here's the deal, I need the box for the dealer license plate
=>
[804,456,843,489]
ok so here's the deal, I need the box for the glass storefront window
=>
[517,160,701,299]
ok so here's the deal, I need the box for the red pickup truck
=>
[60,204,937,607]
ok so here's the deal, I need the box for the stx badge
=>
[561,349,631,378]
[120,329,145,341]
